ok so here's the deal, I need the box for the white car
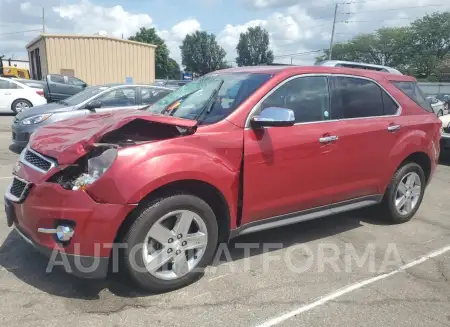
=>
[439,114,450,152]
[0,77,47,114]
[426,96,446,117]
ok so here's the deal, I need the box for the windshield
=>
[148,72,272,124]
[62,85,110,106]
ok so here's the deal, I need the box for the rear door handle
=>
[387,125,401,132]
[319,135,338,144]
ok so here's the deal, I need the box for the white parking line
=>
[255,244,450,327]
[0,177,11,179]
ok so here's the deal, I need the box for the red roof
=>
[218,65,415,81]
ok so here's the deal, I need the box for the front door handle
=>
[4,92,11,95]
[387,125,401,132]
[319,135,338,144]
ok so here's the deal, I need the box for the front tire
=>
[11,99,32,114]
[380,162,426,224]
[122,194,218,293]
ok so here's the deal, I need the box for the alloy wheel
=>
[395,172,422,215]
[15,101,30,113]
[142,210,208,280]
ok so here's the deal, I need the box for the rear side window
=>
[141,88,171,105]
[50,75,65,84]
[331,76,397,119]
[392,81,432,112]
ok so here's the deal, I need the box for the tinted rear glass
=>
[392,81,433,112]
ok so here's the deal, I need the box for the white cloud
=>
[53,0,153,38]
[157,19,202,64]
[2,0,450,68]
[217,6,330,65]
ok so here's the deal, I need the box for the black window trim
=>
[245,73,402,128]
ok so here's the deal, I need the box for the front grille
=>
[12,132,16,140]
[9,177,28,200]
[24,149,53,172]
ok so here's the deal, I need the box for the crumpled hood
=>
[30,109,197,165]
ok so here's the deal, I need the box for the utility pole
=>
[328,3,338,60]
[42,7,46,33]
[290,57,293,65]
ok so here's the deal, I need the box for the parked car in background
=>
[5,64,441,292]
[439,114,450,152]
[0,77,46,114]
[153,79,191,88]
[435,93,450,111]
[14,74,88,103]
[426,96,446,117]
[11,84,173,149]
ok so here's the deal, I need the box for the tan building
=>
[26,34,156,85]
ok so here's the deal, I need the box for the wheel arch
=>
[397,151,432,184]
[11,98,33,110]
[114,179,232,246]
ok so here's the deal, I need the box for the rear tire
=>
[122,194,218,293]
[11,99,32,114]
[379,162,426,224]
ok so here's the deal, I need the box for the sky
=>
[0,0,449,67]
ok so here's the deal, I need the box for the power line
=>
[341,3,445,15]
[0,29,42,36]
[340,17,416,23]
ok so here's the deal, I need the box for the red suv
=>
[5,65,441,292]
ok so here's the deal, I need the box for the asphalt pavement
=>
[0,114,449,327]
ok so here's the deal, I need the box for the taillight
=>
[36,90,44,97]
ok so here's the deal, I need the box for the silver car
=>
[11,83,174,149]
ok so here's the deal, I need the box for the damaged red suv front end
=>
[4,110,204,278]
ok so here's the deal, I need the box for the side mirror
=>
[85,100,101,111]
[250,107,295,128]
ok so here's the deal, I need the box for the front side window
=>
[96,87,136,108]
[331,76,386,119]
[261,76,331,123]
[68,77,86,87]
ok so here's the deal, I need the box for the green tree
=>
[315,11,450,79]
[129,27,170,79]
[408,12,450,78]
[180,31,228,75]
[236,26,274,66]
[166,58,181,79]
[315,27,412,70]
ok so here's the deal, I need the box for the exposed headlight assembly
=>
[21,113,53,125]
[72,148,118,190]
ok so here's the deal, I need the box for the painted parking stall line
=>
[255,244,450,327]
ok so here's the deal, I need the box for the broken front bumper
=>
[4,165,136,278]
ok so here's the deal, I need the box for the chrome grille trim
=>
[5,176,31,202]
[19,146,56,173]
